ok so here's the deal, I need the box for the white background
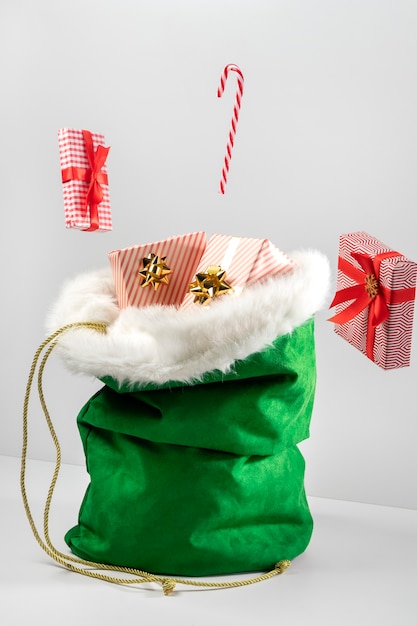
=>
[1,0,416,510]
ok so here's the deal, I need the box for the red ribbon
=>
[61,130,110,231]
[329,251,416,360]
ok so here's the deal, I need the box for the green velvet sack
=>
[31,248,329,585]
[65,319,315,576]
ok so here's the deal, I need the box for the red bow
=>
[61,130,110,231]
[329,251,415,360]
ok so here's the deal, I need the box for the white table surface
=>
[1,454,416,626]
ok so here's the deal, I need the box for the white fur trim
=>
[46,249,330,385]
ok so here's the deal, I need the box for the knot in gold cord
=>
[275,560,291,573]
[161,579,176,596]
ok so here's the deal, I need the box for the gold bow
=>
[138,253,172,290]
[188,265,233,305]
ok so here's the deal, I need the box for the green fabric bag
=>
[43,249,330,579]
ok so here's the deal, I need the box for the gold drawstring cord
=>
[21,321,291,595]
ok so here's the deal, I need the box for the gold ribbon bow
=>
[188,265,233,305]
[138,253,172,290]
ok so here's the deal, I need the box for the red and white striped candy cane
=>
[217,63,245,194]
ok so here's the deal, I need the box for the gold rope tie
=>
[21,320,292,594]
[365,273,379,298]
[155,559,292,592]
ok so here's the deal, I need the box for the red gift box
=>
[58,128,112,231]
[109,232,207,308]
[329,231,417,369]
[182,233,296,308]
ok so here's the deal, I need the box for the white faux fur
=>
[46,249,330,386]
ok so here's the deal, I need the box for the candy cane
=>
[217,64,245,194]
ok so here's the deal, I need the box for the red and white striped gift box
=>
[329,232,417,369]
[109,232,207,308]
[58,128,112,232]
[182,233,296,308]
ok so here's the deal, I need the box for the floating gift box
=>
[182,233,296,308]
[109,232,207,308]
[58,128,112,232]
[329,231,417,369]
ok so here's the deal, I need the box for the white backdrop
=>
[1,0,416,509]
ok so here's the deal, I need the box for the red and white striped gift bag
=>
[109,232,207,308]
[182,233,296,308]
[331,232,417,369]
[58,128,112,232]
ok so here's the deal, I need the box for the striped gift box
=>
[330,232,417,369]
[109,232,207,308]
[182,233,296,308]
[58,128,112,231]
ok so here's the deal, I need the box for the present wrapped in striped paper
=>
[109,232,207,308]
[329,231,417,369]
[58,128,112,232]
[182,233,296,308]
